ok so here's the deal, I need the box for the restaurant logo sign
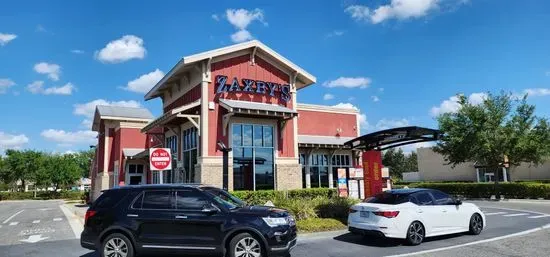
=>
[215,75,291,102]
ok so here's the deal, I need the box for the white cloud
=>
[372,96,380,102]
[430,92,487,116]
[523,88,550,97]
[345,0,466,24]
[326,30,345,38]
[0,131,29,151]
[41,129,97,146]
[545,71,550,77]
[225,8,267,43]
[73,99,142,118]
[332,102,358,110]
[95,35,146,63]
[376,118,410,130]
[36,24,47,33]
[323,93,335,100]
[26,81,75,95]
[123,69,165,93]
[34,62,61,81]
[212,14,220,21]
[0,33,17,46]
[0,78,16,94]
[81,119,93,129]
[323,77,371,89]
[71,49,85,54]
[379,88,385,92]
[231,30,253,43]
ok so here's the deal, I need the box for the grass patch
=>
[296,218,347,233]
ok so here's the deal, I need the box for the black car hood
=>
[232,205,289,217]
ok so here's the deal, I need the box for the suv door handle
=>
[442,209,447,212]
[417,209,423,213]
[175,215,188,219]
[127,214,139,217]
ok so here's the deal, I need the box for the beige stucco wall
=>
[417,148,477,182]
[509,161,550,181]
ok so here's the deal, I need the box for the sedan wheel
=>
[469,213,483,235]
[406,221,425,245]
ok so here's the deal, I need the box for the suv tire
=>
[101,233,134,257]
[229,232,264,257]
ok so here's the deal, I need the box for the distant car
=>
[80,184,296,257]
[348,188,485,245]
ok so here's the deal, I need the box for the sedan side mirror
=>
[454,199,462,205]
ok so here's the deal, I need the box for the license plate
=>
[360,211,369,218]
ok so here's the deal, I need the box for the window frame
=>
[139,190,175,211]
[412,191,435,206]
[174,189,213,211]
[429,190,455,205]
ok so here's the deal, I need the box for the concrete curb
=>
[298,229,347,241]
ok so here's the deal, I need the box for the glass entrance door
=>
[232,124,274,191]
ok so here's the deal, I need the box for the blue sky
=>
[1,0,550,154]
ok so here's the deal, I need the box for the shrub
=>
[0,191,85,201]
[409,182,550,199]
[231,188,338,205]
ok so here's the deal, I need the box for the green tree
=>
[435,92,550,193]
[403,151,418,173]
[382,148,417,179]
[48,154,81,190]
[73,149,95,178]
[4,150,30,191]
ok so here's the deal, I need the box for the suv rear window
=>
[93,189,129,209]
[365,192,411,205]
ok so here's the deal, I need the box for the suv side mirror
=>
[202,204,219,214]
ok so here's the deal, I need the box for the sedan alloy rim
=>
[235,237,261,257]
[409,222,424,244]
[104,238,128,257]
[472,215,483,232]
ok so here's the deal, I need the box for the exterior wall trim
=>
[297,103,359,114]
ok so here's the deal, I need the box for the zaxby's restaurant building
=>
[89,40,362,200]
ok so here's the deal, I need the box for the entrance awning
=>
[298,135,355,149]
[344,126,442,151]
[123,148,148,159]
[219,99,297,119]
[141,100,200,133]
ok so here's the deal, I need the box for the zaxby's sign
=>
[215,75,292,102]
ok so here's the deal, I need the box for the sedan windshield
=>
[365,192,411,205]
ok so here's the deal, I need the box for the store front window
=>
[310,154,329,188]
[331,154,351,187]
[182,127,198,183]
[232,124,274,191]
[127,164,144,185]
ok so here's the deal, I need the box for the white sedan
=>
[348,188,485,245]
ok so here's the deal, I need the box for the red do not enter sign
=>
[149,148,172,171]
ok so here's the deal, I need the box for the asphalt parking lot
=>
[1,200,549,257]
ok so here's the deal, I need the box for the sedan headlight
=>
[262,217,289,227]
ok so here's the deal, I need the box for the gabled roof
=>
[92,105,154,131]
[144,40,317,100]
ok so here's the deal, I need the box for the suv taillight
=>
[373,211,400,218]
[85,210,97,224]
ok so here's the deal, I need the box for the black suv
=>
[81,184,297,257]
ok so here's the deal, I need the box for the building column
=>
[476,168,480,182]
[305,151,311,188]
[503,167,508,182]
[328,151,335,189]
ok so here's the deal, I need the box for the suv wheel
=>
[229,232,263,257]
[102,233,134,257]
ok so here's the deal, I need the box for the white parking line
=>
[2,210,24,224]
[385,223,550,257]
[32,220,40,224]
[503,213,529,217]
[484,212,507,216]
[528,215,550,219]
[53,218,62,221]
[9,222,18,226]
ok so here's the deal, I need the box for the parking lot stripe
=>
[484,212,508,216]
[53,218,62,221]
[528,215,550,219]
[9,222,18,226]
[503,213,529,217]
[2,210,24,224]
[32,220,40,224]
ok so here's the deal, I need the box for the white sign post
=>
[149,148,172,171]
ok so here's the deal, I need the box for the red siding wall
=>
[107,128,115,172]
[118,127,149,183]
[208,55,295,157]
[97,122,105,172]
[163,85,201,113]
[297,110,358,137]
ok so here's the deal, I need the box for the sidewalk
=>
[62,201,88,225]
